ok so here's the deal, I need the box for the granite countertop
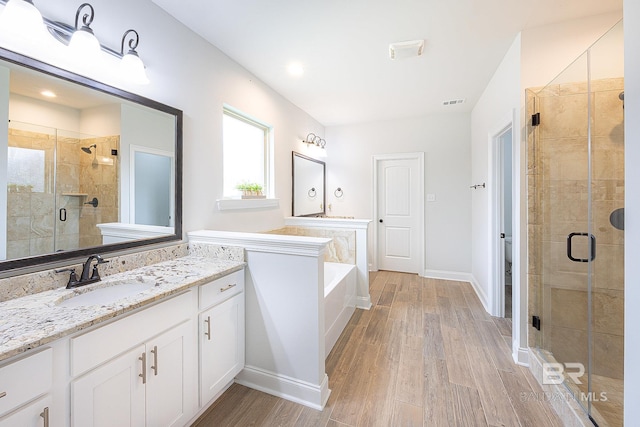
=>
[0,255,245,363]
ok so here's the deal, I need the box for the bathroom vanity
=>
[0,255,245,427]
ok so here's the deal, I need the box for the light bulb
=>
[68,27,101,56]
[0,0,49,42]
[121,51,149,85]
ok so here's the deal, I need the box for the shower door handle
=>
[59,208,67,222]
[567,232,596,262]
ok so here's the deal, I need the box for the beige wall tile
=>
[592,289,624,336]
[549,288,588,330]
[593,333,624,380]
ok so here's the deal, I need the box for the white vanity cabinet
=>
[198,269,245,406]
[70,292,197,427]
[0,348,53,427]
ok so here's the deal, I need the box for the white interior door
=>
[375,154,423,274]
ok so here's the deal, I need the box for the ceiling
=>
[151,0,622,126]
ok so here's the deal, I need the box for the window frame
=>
[222,106,273,199]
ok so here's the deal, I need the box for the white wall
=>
[21,0,324,236]
[80,104,121,137]
[521,12,622,90]
[470,35,521,314]
[325,113,471,274]
[9,93,80,132]
[624,0,640,423]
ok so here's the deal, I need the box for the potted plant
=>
[236,182,265,199]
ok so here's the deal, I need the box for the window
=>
[223,107,272,198]
[7,147,45,192]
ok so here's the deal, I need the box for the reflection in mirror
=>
[0,48,182,271]
[292,152,325,217]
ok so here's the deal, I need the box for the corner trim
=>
[235,366,331,410]
[216,198,280,211]
[188,230,330,257]
[285,217,371,229]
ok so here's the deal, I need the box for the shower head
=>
[81,144,96,154]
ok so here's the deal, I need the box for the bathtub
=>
[324,262,357,358]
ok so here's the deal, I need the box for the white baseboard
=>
[513,345,529,366]
[355,296,372,310]
[235,366,331,410]
[423,270,490,314]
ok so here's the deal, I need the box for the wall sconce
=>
[68,3,100,56]
[302,133,326,149]
[0,0,150,85]
[120,29,149,85]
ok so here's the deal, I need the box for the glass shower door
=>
[530,21,624,427]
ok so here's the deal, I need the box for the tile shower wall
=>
[264,226,356,264]
[527,78,624,380]
[6,128,56,258]
[6,129,120,258]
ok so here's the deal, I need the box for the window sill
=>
[216,198,280,211]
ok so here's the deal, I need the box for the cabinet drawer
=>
[0,395,52,427]
[0,348,52,417]
[199,269,244,310]
[70,292,191,377]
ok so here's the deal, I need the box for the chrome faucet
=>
[55,254,109,289]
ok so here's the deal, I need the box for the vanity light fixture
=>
[120,29,149,85]
[303,133,326,149]
[68,3,100,56]
[0,0,151,84]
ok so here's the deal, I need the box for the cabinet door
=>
[71,345,146,427]
[200,292,245,405]
[0,395,52,427]
[146,320,194,427]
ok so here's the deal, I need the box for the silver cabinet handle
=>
[220,283,236,292]
[204,316,211,341]
[0,391,5,399]
[151,345,158,376]
[139,352,147,384]
[40,407,50,427]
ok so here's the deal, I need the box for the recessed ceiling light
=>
[287,62,304,77]
[389,40,425,60]
[41,90,56,98]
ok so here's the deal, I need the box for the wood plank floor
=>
[192,271,563,427]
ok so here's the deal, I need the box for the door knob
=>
[379,219,383,223]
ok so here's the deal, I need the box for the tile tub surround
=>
[264,226,355,264]
[0,254,245,363]
[0,243,190,302]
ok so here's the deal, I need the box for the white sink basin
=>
[56,279,157,308]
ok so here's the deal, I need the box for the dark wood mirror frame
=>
[292,152,326,217]
[0,47,183,272]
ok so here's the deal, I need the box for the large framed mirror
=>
[0,47,182,272]
[292,152,325,217]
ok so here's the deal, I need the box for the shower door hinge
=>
[531,113,541,127]
[532,315,541,331]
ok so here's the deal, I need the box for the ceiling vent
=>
[389,40,425,60]
[443,99,465,106]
